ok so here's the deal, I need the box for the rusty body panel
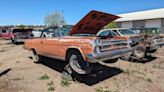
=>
[25,36,96,61]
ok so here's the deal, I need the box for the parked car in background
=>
[11,28,33,44]
[32,30,42,38]
[24,10,132,79]
[132,28,164,52]
[98,28,164,61]
[0,29,13,39]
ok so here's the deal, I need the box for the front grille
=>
[99,39,130,52]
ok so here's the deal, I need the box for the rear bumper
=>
[16,39,25,42]
[86,48,132,63]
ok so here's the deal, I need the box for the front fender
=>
[66,45,94,61]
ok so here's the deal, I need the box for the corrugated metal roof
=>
[115,8,164,22]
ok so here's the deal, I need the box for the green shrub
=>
[47,81,54,86]
[40,74,49,80]
[60,78,71,87]
[48,86,55,91]
[95,87,118,92]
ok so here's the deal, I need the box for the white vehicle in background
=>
[32,30,42,38]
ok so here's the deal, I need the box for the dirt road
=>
[0,39,164,92]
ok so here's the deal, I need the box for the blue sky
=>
[0,0,164,25]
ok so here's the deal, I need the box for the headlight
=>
[127,39,132,45]
[152,40,157,45]
[93,38,102,47]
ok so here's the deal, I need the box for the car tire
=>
[11,37,17,44]
[65,51,92,75]
[32,50,42,63]
[62,64,84,81]
[132,45,146,59]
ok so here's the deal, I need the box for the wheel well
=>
[65,48,83,62]
[31,48,37,55]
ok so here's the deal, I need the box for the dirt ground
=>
[0,39,164,92]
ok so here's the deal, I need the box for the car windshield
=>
[42,25,73,38]
[98,30,118,37]
[59,25,73,36]
[63,26,95,36]
[118,29,136,35]
[42,25,101,37]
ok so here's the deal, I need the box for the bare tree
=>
[44,11,67,27]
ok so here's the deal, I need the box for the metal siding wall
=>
[121,21,132,28]
[145,19,161,28]
[160,28,164,33]
[132,20,145,28]
[160,19,164,33]
[161,19,164,27]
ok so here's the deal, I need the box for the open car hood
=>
[69,10,120,35]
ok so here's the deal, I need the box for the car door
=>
[32,35,46,55]
[40,29,61,58]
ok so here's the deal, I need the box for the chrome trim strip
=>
[100,47,129,52]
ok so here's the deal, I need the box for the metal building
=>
[115,8,164,33]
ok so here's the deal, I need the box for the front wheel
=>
[132,45,146,59]
[65,51,92,75]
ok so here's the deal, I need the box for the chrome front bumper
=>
[86,47,132,63]
[149,38,164,51]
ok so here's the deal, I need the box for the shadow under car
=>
[35,56,123,86]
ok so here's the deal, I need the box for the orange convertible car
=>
[24,10,132,77]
